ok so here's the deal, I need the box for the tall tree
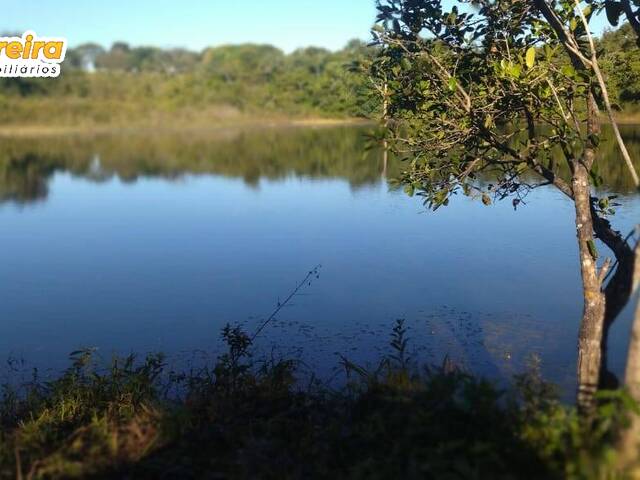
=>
[372,0,638,411]
[593,9,640,469]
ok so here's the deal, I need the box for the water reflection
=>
[0,127,392,204]
[1,124,638,206]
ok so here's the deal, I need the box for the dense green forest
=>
[0,24,638,127]
[0,38,377,126]
[599,24,640,107]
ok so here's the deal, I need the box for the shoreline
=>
[2,113,638,138]
[0,116,374,138]
[606,114,640,125]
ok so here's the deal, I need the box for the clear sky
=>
[3,0,378,52]
[3,0,612,53]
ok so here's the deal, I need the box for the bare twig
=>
[598,257,613,285]
[251,265,322,342]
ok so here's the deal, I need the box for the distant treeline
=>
[0,24,638,125]
[599,24,640,108]
[0,38,378,124]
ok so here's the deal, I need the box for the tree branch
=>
[532,0,593,68]
[622,0,640,38]
[575,0,640,187]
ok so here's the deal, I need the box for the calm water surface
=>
[0,126,638,390]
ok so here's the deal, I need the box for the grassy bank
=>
[608,110,640,125]
[0,117,370,138]
[0,97,371,137]
[0,95,636,138]
[0,322,637,479]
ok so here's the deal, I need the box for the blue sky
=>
[4,0,378,52]
[4,0,612,53]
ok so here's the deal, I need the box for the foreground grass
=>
[0,322,637,479]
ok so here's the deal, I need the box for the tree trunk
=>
[574,164,607,413]
[616,242,640,472]
[575,94,607,413]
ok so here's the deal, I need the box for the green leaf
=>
[447,77,458,92]
[525,47,536,69]
[508,63,522,78]
[570,18,578,31]
[404,184,415,197]
[561,64,576,78]
[587,239,599,260]
[598,197,609,209]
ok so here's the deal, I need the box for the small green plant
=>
[388,318,411,371]
[214,324,253,394]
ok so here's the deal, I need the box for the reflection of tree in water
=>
[0,152,61,204]
[0,127,394,204]
[1,124,638,205]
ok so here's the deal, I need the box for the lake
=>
[0,125,638,391]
